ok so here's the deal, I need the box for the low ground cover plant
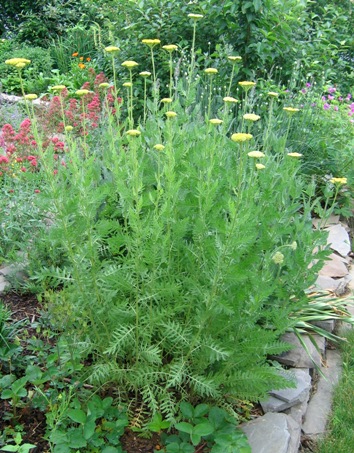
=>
[0,10,353,452]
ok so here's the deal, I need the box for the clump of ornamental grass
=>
[2,14,352,423]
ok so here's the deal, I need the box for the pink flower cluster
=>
[321,86,353,119]
[0,120,39,177]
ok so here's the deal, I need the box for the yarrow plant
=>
[1,13,352,435]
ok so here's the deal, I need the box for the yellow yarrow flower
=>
[268,91,279,97]
[162,44,178,52]
[287,152,303,158]
[24,94,38,101]
[76,89,90,96]
[65,125,74,132]
[141,39,161,47]
[248,151,265,158]
[126,129,141,137]
[223,96,239,103]
[204,68,218,74]
[5,58,31,66]
[238,81,256,89]
[105,46,120,53]
[330,177,347,185]
[51,85,66,91]
[139,71,151,77]
[243,113,261,122]
[161,98,173,103]
[272,251,284,265]
[165,111,177,118]
[188,13,204,20]
[99,82,110,88]
[121,60,139,69]
[209,118,223,125]
[123,82,132,87]
[154,144,165,151]
[16,62,26,69]
[231,133,253,142]
[256,163,266,170]
[283,107,300,114]
[228,56,242,62]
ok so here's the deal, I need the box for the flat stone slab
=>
[319,253,348,278]
[241,412,300,453]
[302,349,342,437]
[272,333,323,368]
[325,224,351,257]
[270,369,311,404]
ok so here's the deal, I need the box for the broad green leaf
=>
[67,408,87,424]
[193,422,214,437]
[83,418,96,440]
[179,402,194,419]
[175,422,193,434]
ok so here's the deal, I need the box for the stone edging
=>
[240,215,354,453]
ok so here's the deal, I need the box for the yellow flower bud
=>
[243,113,261,122]
[162,44,178,52]
[330,177,347,185]
[287,152,303,158]
[161,98,173,103]
[99,82,110,88]
[228,56,242,62]
[248,151,265,158]
[24,94,38,101]
[223,96,239,103]
[209,118,223,125]
[188,13,204,20]
[126,129,141,137]
[283,107,300,114]
[204,68,218,74]
[272,251,284,264]
[105,46,120,53]
[153,144,165,151]
[76,89,90,96]
[231,133,253,142]
[268,92,279,97]
[165,111,177,118]
[139,71,151,77]
[65,125,74,132]
[123,82,132,87]
[121,60,139,69]
[256,163,266,170]
[238,81,256,90]
[51,85,66,91]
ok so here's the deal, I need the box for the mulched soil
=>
[0,291,161,453]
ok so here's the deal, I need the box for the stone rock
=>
[312,215,340,229]
[272,333,322,368]
[0,279,9,292]
[319,253,348,278]
[311,319,335,333]
[325,224,351,257]
[315,275,342,291]
[241,412,300,453]
[284,397,310,426]
[270,369,311,404]
[302,349,342,437]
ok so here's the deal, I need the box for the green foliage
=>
[0,45,53,94]
[163,403,251,452]
[0,432,36,453]
[43,392,128,452]
[27,74,330,418]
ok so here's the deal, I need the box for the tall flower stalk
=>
[187,13,203,95]
[162,44,178,99]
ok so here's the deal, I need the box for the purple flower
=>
[346,94,352,100]
[323,103,330,110]
[322,96,326,101]
[328,95,334,100]
[306,82,312,87]
[301,88,306,94]
[328,87,336,93]
[338,96,343,101]
[334,106,338,111]
[311,103,316,107]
